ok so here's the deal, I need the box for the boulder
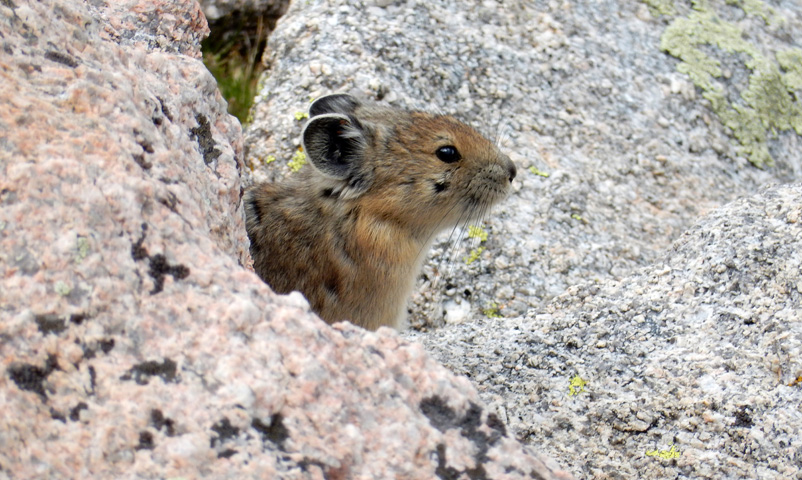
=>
[411,183,802,478]
[0,1,570,478]
[243,0,802,478]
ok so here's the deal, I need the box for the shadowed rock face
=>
[0,1,571,479]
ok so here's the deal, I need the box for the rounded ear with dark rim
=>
[302,113,365,180]
[308,94,360,118]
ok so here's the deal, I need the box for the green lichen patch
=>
[645,444,681,460]
[288,149,307,172]
[467,225,489,243]
[464,225,489,265]
[75,236,90,264]
[482,302,503,318]
[568,375,587,396]
[642,0,675,16]
[55,281,72,296]
[464,246,485,265]
[657,1,801,167]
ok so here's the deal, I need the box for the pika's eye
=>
[435,145,461,163]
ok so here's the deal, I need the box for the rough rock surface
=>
[0,1,570,479]
[409,182,802,479]
[199,0,288,21]
[244,0,800,327]
[243,0,802,478]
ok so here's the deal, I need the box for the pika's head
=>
[302,94,516,237]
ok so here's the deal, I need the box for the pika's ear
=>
[309,94,360,117]
[302,113,366,180]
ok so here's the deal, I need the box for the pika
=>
[245,94,516,330]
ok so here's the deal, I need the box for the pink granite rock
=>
[0,1,570,478]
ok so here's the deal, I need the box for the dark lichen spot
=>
[8,355,59,399]
[252,414,289,449]
[120,358,177,385]
[217,448,237,459]
[136,431,155,450]
[35,314,66,335]
[69,313,88,325]
[530,468,549,480]
[99,338,115,354]
[734,405,754,428]
[147,254,190,294]
[44,50,78,68]
[420,396,457,433]
[150,409,176,436]
[458,403,483,433]
[50,407,66,422]
[131,224,149,261]
[210,417,239,448]
[434,443,461,480]
[190,114,221,165]
[9,364,47,398]
[69,402,88,421]
[420,397,503,480]
[486,412,507,437]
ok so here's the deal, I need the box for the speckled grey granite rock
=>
[244,1,802,478]
[244,0,800,328]
[0,1,571,479]
[409,182,802,479]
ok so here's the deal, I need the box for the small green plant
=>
[294,111,309,121]
[568,375,587,396]
[645,444,681,460]
[571,213,586,223]
[264,155,276,164]
[288,149,307,172]
[201,15,271,124]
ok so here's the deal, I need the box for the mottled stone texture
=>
[0,1,570,478]
[412,183,802,478]
[242,0,802,478]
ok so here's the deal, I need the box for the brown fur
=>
[245,94,516,330]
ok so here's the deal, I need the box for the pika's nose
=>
[506,158,517,183]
